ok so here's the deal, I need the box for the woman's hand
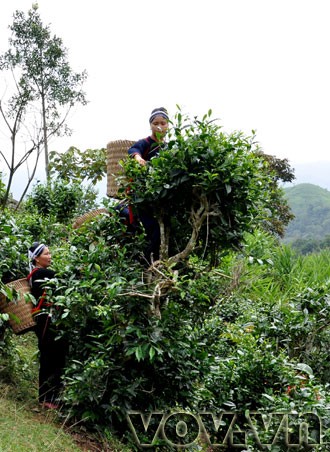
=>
[134,154,146,166]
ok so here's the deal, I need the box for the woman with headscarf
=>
[127,107,169,263]
[27,242,66,409]
[128,107,169,165]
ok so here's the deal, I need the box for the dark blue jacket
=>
[128,136,162,161]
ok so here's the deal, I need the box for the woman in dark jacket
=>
[27,242,66,409]
[128,107,169,263]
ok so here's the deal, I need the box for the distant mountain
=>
[283,183,330,242]
[288,161,330,191]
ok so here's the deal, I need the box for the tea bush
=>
[24,179,98,224]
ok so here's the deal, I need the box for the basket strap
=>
[26,268,39,286]
[27,269,52,314]
[31,291,51,315]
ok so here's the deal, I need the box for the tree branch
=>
[168,194,209,265]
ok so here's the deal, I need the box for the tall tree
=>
[0,4,87,200]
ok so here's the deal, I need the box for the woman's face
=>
[150,115,169,140]
[36,247,52,268]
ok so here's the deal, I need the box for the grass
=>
[0,332,129,452]
[0,391,81,451]
[0,328,82,451]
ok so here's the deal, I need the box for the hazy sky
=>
[1,0,330,196]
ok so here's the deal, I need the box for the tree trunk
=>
[15,147,42,209]
[41,93,49,180]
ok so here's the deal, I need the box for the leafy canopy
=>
[49,147,107,185]
[0,4,87,182]
[122,109,289,265]
[1,6,87,115]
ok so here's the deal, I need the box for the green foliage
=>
[1,6,87,124]
[200,326,296,410]
[0,174,6,204]
[51,213,208,427]
[44,218,330,441]
[2,197,330,449]
[49,147,107,185]
[15,209,69,247]
[0,4,88,197]
[250,283,330,379]
[24,179,98,223]
[1,110,330,451]
[259,153,295,184]
[256,152,295,237]
[0,211,32,284]
[0,333,38,401]
[291,234,330,255]
[122,110,290,265]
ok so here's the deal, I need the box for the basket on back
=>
[72,208,110,229]
[0,278,36,335]
[107,140,135,197]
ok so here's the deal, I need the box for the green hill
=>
[284,183,330,242]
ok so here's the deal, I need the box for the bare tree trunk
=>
[41,93,49,180]
[0,99,43,208]
[15,147,42,209]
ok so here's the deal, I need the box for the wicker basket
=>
[107,140,135,197]
[0,278,36,335]
[72,208,110,229]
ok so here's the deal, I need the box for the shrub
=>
[24,180,98,224]
[0,211,32,283]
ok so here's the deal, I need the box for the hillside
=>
[283,183,330,242]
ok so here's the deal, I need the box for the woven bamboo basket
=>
[107,140,135,197]
[72,208,110,229]
[0,278,36,335]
